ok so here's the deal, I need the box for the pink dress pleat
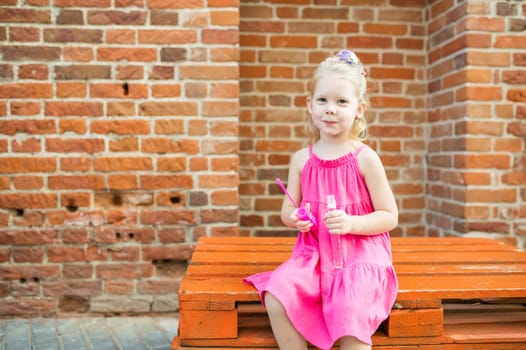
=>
[243,145,398,349]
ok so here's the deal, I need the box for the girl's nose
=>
[326,102,336,114]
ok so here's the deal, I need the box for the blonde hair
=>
[305,50,368,144]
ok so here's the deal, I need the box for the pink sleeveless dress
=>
[243,145,398,349]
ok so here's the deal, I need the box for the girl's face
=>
[307,72,366,140]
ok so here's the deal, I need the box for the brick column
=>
[426,0,525,247]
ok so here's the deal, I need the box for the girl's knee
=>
[263,292,285,316]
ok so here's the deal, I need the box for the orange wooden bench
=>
[172,236,526,349]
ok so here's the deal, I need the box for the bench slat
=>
[189,251,526,265]
[180,274,526,301]
[186,263,526,277]
[197,236,511,247]
[195,243,516,253]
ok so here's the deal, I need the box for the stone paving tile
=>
[0,317,178,350]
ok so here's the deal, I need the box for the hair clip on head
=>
[336,49,367,76]
[337,49,359,65]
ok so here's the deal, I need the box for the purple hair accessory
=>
[337,49,356,64]
[336,49,367,76]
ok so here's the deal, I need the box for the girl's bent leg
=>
[339,336,372,350]
[264,292,307,350]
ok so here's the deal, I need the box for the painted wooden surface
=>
[174,236,526,349]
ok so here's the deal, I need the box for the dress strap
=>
[354,144,368,157]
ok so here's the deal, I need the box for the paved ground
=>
[0,316,179,350]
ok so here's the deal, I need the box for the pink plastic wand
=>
[275,178,299,208]
[275,178,317,229]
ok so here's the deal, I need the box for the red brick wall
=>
[0,1,239,316]
[239,1,428,237]
[1,0,525,317]
[426,0,526,245]
[239,0,525,247]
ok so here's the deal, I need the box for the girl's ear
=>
[356,101,367,119]
[306,96,312,114]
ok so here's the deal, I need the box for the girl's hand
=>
[291,204,313,233]
[324,210,353,235]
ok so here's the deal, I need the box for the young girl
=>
[243,50,399,350]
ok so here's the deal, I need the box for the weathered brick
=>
[63,47,94,61]
[13,176,43,190]
[151,10,179,25]
[96,263,153,279]
[0,83,52,98]
[139,29,197,44]
[46,138,104,153]
[158,228,186,243]
[44,28,102,43]
[494,35,526,48]
[87,10,147,25]
[140,175,194,189]
[0,229,59,245]
[141,245,194,261]
[9,27,40,42]
[97,47,157,61]
[54,0,111,7]
[54,65,111,79]
[11,137,41,153]
[139,102,198,116]
[48,175,105,190]
[90,83,148,98]
[59,157,91,172]
[148,0,203,8]
[91,120,150,134]
[56,10,83,25]
[0,8,51,23]
[507,89,526,102]
[149,65,174,79]
[93,157,152,171]
[13,247,44,263]
[202,29,238,44]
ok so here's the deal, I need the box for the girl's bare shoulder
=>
[356,144,386,176]
[290,147,310,170]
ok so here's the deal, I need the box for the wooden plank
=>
[235,300,446,314]
[188,250,526,265]
[445,310,526,325]
[194,243,516,253]
[445,321,526,343]
[179,274,526,302]
[179,309,237,339]
[397,274,526,300]
[179,277,259,302]
[185,263,526,277]
[178,326,450,348]
[384,308,443,337]
[236,300,444,314]
[179,300,235,311]
[177,324,526,349]
[196,236,514,247]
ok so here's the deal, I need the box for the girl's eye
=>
[338,99,348,104]
[317,98,327,103]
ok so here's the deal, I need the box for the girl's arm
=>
[325,147,398,235]
[280,148,312,232]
